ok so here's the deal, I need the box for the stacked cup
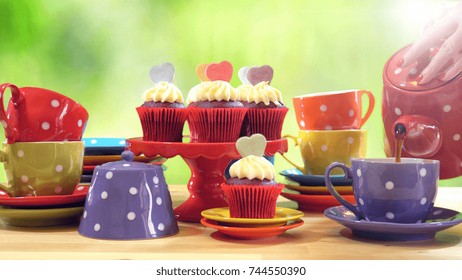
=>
[0,83,88,226]
[282,89,375,176]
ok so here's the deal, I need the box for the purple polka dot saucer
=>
[324,206,462,241]
[78,151,179,240]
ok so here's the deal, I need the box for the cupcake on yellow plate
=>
[136,62,189,142]
[186,61,248,143]
[237,65,288,140]
[221,134,284,218]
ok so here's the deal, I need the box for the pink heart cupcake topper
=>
[247,65,274,85]
[149,62,175,84]
[205,61,233,82]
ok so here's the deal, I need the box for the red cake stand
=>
[126,137,288,223]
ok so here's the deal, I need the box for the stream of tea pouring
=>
[394,123,407,163]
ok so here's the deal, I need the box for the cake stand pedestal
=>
[126,137,288,223]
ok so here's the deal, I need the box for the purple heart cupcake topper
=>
[149,62,175,84]
[238,66,251,85]
[247,65,274,85]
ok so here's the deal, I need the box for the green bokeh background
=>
[1,0,461,186]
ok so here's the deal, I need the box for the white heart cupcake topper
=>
[238,66,251,85]
[149,62,175,84]
[236,134,267,157]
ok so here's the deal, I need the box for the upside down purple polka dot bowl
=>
[78,151,179,240]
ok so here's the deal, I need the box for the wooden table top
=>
[1,185,461,260]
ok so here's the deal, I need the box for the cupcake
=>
[237,65,288,140]
[221,134,284,218]
[136,62,189,142]
[187,61,248,142]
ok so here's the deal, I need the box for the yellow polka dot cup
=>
[293,89,375,130]
[281,130,367,175]
[0,83,88,143]
[325,158,439,223]
[0,141,84,197]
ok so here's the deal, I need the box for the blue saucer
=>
[280,169,352,186]
[83,137,126,156]
[324,206,462,241]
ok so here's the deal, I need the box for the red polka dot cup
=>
[293,89,375,130]
[383,46,462,179]
[0,83,88,143]
[325,158,439,223]
[0,141,84,197]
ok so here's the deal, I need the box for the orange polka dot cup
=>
[0,141,84,197]
[293,89,375,130]
[281,130,367,175]
[0,83,88,143]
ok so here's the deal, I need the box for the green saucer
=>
[0,206,83,227]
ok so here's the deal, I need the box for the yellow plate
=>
[201,207,304,226]
[285,184,353,195]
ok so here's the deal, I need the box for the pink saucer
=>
[0,184,89,207]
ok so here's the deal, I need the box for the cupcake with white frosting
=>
[221,143,284,218]
[237,65,288,140]
[136,63,189,142]
[187,61,247,142]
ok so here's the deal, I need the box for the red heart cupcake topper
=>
[247,65,274,85]
[195,63,210,82]
[149,62,175,84]
[205,61,233,82]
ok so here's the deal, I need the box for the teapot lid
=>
[97,150,161,171]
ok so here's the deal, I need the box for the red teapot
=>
[382,46,462,179]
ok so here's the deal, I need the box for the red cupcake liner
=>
[187,108,248,142]
[221,183,284,219]
[136,107,190,142]
[242,108,288,140]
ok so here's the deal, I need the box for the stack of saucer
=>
[200,207,304,239]
[82,138,164,183]
[279,169,356,212]
[0,184,89,227]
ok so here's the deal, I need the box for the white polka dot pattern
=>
[129,187,138,195]
[386,212,395,220]
[158,223,165,231]
[156,197,162,205]
[94,224,101,231]
[385,181,394,190]
[394,108,401,115]
[51,100,60,108]
[127,212,136,220]
[41,122,50,130]
[153,176,159,184]
[106,172,113,180]
[55,165,63,172]
[101,191,108,199]
[320,104,327,112]
[17,150,24,157]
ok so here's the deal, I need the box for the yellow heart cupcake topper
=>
[236,134,267,157]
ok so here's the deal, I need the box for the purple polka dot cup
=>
[0,141,84,197]
[293,89,375,130]
[325,158,439,223]
[282,130,367,175]
[0,83,88,143]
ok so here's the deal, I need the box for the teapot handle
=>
[0,83,23,143]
